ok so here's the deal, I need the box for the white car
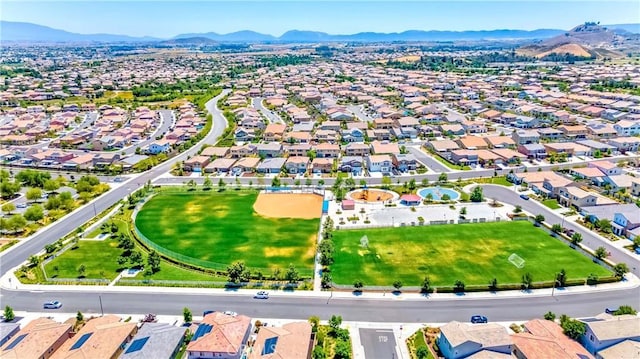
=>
[223,311,238,317]
[254,291,269,299]
[43,301,62,309]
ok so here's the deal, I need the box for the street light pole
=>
[99,295,104,316]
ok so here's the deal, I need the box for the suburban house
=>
[558,125,588,141]
[256,142,283,158]
[287,143,312,157]
[588,161,622,177]
[366,154,393,173]
[256,157,286,174]
[341,128,365,143]
[344,143,370,157]
[183,155,211,172]
[120,322,187,359]
[429,140,460,157]
[437,321,513,359]
[230,144,257,158]
[580,314,640,355]
[0,318,71,359]
[457,136,489,150]
[205,158,237,174]
[231,157,260,175]
[0,323,20,347]
[263,123,287,142]
[557,186,616,211]
[315,143,341,158]
[595,340,640,359]
[518,144,547,159]
[611,206,640,239]
[200,146,230,158]
[248,322,313,359]
[613,120,640,136]
[339,156,364,175]
[606,137,640,153]
[311,157,333,173]
[450,149,479,166]
[512,130,540,145]
[392,153,418,172]
[285,156,310,174]
[50,315,137,359]
[187,312,252,359]
[511,319,593,359]
[145,139,171,155]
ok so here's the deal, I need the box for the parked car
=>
[254,291,269,299]
[519,194,530,200]
[223,311,238,317]
[470,315,488,324]
[16,203,27,208]
[43,301,62,309]
[605,307,618,314]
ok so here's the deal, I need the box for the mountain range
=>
[1,20,639,44]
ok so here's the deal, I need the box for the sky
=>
[1,0,638,38]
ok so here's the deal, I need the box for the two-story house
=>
[339,156,363,176]
[366,154,393,173]
[285,156,309,174]
[580,315,640,356]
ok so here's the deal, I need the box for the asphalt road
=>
[1,286,638,323]
[407,146,451,173]
[481,185,640,277]
[252,97,283,124]
[0,89,231,277]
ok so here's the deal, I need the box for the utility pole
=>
[99,295,104,316]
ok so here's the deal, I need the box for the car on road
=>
[470,315,488,324]
[519,194,530,200]
[43,301,62,309]
[223,311,238,317]
[605,307,618,314]
[16,203,27,209]
[254,291,269,299]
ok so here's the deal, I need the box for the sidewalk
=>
[2,266,638,301]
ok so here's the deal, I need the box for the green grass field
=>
[44,238,225,281]
[331,221,611,287]
[135,191,319,275]
[542,199,562,209]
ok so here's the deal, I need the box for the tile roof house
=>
[511,319,593,359]
[595,339,640,359]
[51,315,137,359]
[248,322,313,359]
[187,312,252,359]
[437,321,513,359]
[0,317,71,359]
[120,322,187,359]
[580,314,640,355]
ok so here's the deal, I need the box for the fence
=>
[335,217,503,230]
[117,278,311,289]
[130,194,314,278]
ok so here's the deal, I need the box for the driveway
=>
[359,328,398,359]
[407,146,451,173]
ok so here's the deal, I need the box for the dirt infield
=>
[253,193,323,219]
[348,189,395,203]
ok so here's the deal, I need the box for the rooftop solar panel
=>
[261,336,279,355]
[4,334,27,351]
[70,333,93,350]
[191,324,213,342]
[124,336,149,354]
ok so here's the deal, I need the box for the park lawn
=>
[44,238,226,282]
[135,191,319,275]
[331,221,611,287]
[542,199,562,209]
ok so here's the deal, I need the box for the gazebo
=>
[400,194,421,206]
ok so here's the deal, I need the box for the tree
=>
[522,272,533,290]
[308,315,320,329]
[381,176,392,189]
[305,178,313,187]
[319,239,334,266]
[77,264,86,278]
[408,178,417,192]
[613,263,628,279]
[0,180,21,199]
[76,311,84,323]
[312,345,326,359]
[460,207,467,216]
[1,202,15,215]
[26,187,43,202]
[544,311,556,321]
[353,280,364,291]
[359,179,367,188]
[551,223,563,233]
[344,177,356,190]
[183,307,192,323]
[513,205,522,213]
[454,280,465,293]
[534,214,545,225]
[560,315,586,340]
[187,179,196,191]
[227,261,250,283]
[595,246,608,260]
[416,347,429,359]
[633,236,640,250]
[117,255,128,267]
[321,271,332,288]
[7,214,26,233]
[147,250,161,273]
[318,179,325,187]
[421,276,432,294]
[43,179,60,193]
[438,173,448,183]
[596,219,612,233]
[333,340,351,359]
[570,232,583,245]
[24,204,44,222]
[489,277,498,291]
[203,176,213,190]
[218,178,226,191]
[271,176,281,187]
[285,264,299,283]
[3,306,14,322]
[556,269,567,287]
[329,315,342,334]
[470,186,484,202]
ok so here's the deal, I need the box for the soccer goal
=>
[360,235,369,248]
[508,253,525,269]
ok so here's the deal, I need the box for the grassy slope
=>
[331,221,610,286]
[135,191,319,274]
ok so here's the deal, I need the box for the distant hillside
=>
[0,21,158,43]
[160,37,219,46]
[517,22,640,59]
[606,23,640,34]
